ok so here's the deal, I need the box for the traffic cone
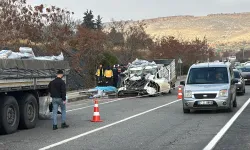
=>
[177,86,183,100]
[91,99,103,122]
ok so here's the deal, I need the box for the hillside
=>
[141,13,250,51]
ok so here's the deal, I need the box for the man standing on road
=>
[104,66,113,86]
[48,70,69,130]
[96,64,104,86]
[113,65,118,87]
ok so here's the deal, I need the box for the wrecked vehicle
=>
[118,59,176,97]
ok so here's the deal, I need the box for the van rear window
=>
[187,67,229,84]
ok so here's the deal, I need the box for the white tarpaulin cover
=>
[129,58,156,68]
[0,47,64,61]
[34,52,64,61]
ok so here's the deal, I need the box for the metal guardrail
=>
[67,76,187,101]
[67,91,88,100]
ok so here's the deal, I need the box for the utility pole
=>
[178,58,183,77]
[243,48,245,60]
[180,63,181,76]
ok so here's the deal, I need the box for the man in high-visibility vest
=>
[104,66,113,86]
[96,64,104,86]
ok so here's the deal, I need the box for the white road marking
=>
[67,98,120,107]
[66,98,131,112]
[203,98,250,150]
[67,102,89,107]
[39,99,180,150]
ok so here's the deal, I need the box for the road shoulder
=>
[214,99,250,150]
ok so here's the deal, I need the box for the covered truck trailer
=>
[153,59,176,88]
[0,59,70,134]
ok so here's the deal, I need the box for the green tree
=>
[101,51,119,67]
[82,9,95,29]
[96,15,103,30]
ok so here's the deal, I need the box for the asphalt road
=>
[0,86,250,150]
[214,96,250,150]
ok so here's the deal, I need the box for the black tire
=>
[227,99,233,112]
[172,84,176,90]
[19,94,38,129]
[0,96,20,134]
[233,95,237,108]
[168,89,172,94]
[239,88,245,95]
[149,93,158,97]
[118,91,124,98]
[183,108,190,113]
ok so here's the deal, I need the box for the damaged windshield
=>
[144,68,157,75]
[130,69,143,75]
[129,68,157,76]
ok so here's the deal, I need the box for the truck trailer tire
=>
[19,94,38,129]
[0,96,20,134]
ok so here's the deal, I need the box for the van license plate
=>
[198,101,213,105]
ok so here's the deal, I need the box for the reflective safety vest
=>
[104,70,113,78]
[96,68,104,77]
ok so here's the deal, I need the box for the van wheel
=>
[183,108,190,113]
[0,96,20,134]
[172,83,176,90]
[240,89,245,95]
[168,90,172,94]
[233,96,237,108]
[118,91,125,98]
[19,94,38,129]
[227,100,233,112]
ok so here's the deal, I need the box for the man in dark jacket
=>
[112,65,118,87]
[48,70,69,130]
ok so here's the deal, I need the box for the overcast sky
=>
[26,0,250,22]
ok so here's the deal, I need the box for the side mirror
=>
[180,81,185,86]
[232,79,238,84]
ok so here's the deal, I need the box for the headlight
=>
[219,89,228,97]
[237,81,241,84]
[184,90,192,98]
